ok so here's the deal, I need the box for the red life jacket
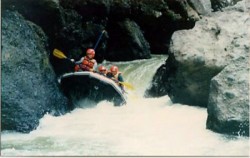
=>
[75,56,96,71]
[82,56,96,69]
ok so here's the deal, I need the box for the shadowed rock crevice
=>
[106,19,151,61]
[145,53,177,98]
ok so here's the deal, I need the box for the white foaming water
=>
[101,55,167,95]
[1,97,249,156]
[1,55,249,156]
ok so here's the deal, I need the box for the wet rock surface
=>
[2,0,203,76]
[1,11,69,133]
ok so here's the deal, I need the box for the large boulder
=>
[106,19,151,61]
[1,11,69,133]
[2,0,63,48]
[146,0,249,107]
[206,56,249,136]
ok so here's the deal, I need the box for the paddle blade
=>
[53,49,67,59]
[120,82,134,90]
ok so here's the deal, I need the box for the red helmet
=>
[86,48,95,57]
[98,65,107,72]
[110,65,118,73]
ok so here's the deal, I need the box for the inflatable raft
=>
[58,72,126,106]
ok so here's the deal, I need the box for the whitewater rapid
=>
[1,55,249,156]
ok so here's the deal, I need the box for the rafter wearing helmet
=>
[74,48,97,72]
[98,65,107,76]
[107,65,125,93]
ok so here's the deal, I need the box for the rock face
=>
[206,56,249,136]
[2,0,215,68]
[146,1,249,107]
[1,11,69,133]
[2,0,205,74]
[2,0,63,48]
[106,19,151,61]
[57,0,200,59]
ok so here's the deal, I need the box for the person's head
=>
[110,65,118,75]
[98,65,107,74]
[86,48,95,59]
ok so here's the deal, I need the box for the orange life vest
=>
[75,56,96,71]
[82,56,96,69]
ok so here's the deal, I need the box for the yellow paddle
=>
[53,49,68,59]
[119,82,134,90]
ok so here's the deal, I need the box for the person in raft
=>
[74,48,97,72]
[107,65,125,93]
[98,65,107,76]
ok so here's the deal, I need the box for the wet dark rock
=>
[1,11,69,133]
[145,53,177,98]
[2,0,63,49]
[60,0,199,56]
[132,0,198,54]
[50,9,107,75]
[106,19,151,61]
[2,0,201,76]
[53,9,107,61]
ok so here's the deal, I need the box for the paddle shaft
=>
[94,30,106,50]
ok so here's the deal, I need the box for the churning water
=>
[1,55,249,156]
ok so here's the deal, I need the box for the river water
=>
[1,55,249,156]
